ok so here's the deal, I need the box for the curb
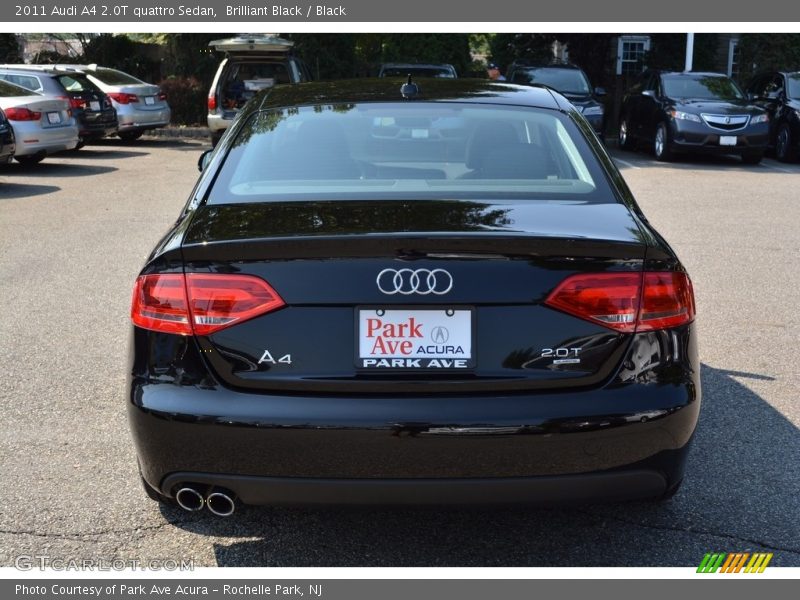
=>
[144,126,210,140]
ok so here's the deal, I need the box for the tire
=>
[653,122,674,161]
[14,153,45,165]
[741,150,764,165]
[775,123,796,163]
[119,130,143,142]
[618,117,634,150]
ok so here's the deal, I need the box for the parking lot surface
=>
[1,139,798,567]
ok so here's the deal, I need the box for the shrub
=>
[158,76,206,126]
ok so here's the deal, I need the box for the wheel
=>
[210,131,223,148]
[618,117,634,150]
[741,150,764,165]
[14,153,45,165]
[653,122,674,161]
[775,123,796,163]
[119,130,143,142]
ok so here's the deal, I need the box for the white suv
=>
[207,35,311,146]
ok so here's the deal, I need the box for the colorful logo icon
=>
[697,552,773,573]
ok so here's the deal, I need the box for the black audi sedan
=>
[507,62,606,138]
[128,79,700,516]
[746,71,800,162]
[619,70,769,163]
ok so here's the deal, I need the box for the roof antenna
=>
[400,75,419,99]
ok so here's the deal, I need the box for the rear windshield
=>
[788,73,800,99]
[0,79,38,97]
[381,67,456,78]
[662,75,744,100]
[56,74,101,93]
[0,72,43,93]
[207,102,615,205]
[91,68,142,86]
[511,68,591,95]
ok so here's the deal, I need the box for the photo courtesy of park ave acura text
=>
[0,27,798,570]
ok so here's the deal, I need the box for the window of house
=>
[727,39,740,78]
[617,36,650,76]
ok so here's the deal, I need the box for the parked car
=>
[129,78,699,515]
[506,61,606,137]
[207,35,311,146]
[378,63,458,78]
[57,64,170,142]
[0,65,117,147]
[0,107,15,164]
[745,71,800,162]
[619,70,769,164]
[0,78,77,164]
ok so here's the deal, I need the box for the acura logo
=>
[725,116,731,124]
[376,268,453,295]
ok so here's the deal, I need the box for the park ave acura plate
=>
[356,308,474,369]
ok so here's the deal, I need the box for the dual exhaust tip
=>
[175,486,236,516]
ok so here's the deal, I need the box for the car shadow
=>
[0,181,61,199]
[612,147,798,173]
[60,147,149,160]
[4,162,118,177]
[157,364,799,566]
[99,137,209,152]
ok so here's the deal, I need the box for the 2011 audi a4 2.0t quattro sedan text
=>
[128,79,700,517]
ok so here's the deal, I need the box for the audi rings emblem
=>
[376,268,454,296]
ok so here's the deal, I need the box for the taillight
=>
[131,273,285,336]
[207,95,217,111]
[4,107,42,121]
[69,97,86,110]
[544,271,694,333]
[108,92,139,104]
[158,91,167,101]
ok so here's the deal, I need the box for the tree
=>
[0,34,22,62]
[644,34,719,73]
[284,34,358,80]
[488,34,555,72]
[737,34,800,82]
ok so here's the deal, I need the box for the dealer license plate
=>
[719,136,737,146]
[47,111,61,124]
[357,308,473,369]
[89,101,101,111]
[144,96,155,105]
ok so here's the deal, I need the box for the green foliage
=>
[737,34,800,82]
[645,34,719,72]
[554,34,617,88]
[83,34,160,82]
[0,34,22,62]
[283,34,358,80]
[162,33,235,87]
[378,34,472,76]
[157,76,206,126]
[488,34,556,73]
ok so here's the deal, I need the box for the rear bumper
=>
[159,470,670,506]
[129,323,700,505]
[116,106,171,132]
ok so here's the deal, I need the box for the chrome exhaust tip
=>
[206,491,236,517]
[175,487,205,512]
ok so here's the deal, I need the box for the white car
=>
[0,79,78,164]
[57,64,171,141]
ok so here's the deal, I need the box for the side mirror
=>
[594,87,607,97]
[197,149,213,172]
[642,89,656,98]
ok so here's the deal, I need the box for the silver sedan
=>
[0,79,78,164]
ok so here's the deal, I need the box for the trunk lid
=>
[182,199,646,393]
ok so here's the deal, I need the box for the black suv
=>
[619,70,769,164]
[506,61,606,137]
[0,65,118,147]
[746,71,800,162]
[0,107,15,164]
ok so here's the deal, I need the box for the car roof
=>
[653,70,730,78]
[0,64,92,77]
[255,78,566,112]
[511,62,583,71]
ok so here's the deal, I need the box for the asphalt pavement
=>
[0,138,798,567]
